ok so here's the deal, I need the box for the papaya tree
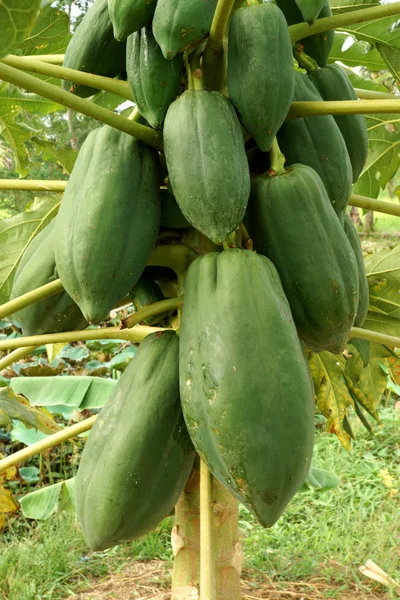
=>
[2,0,400,598]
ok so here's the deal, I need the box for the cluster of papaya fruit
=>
[10,0,370,550]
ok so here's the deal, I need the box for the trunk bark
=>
[365,210,374,233]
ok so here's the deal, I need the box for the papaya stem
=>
[0,416,97,474]
[0,180,66,191]
[287,99,400,118]
[351,327,400,348]
[200,460,216,600]
[269,138,286,176]
[0,346,38,371]
[289,2,400,42]
[202,0,235,91]
[0,324,163,351]
[293,48,318,73]
[0,62,163,152]
[22,54,65,64]
[1,55,134,101]
[0,279,64,320]
[350,194,400,217]
[222,231,237,250]
[122,295,183,329]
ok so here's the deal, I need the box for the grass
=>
[0,409,398,600]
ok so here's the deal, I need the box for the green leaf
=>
[308,352,354,450]
[32,137,77,175]
[0,85,62,116]
[91,90,126,111]
[0,197,59,305]
[349,338,370,366]
[338,15,400,50]
[377,43,400,79]
[353,114,400,199]
[0,0,41,60]
[364,311,400,336]
[302,466,340,491]
[0,387,61,434]
[19,477,76,520]
[330,0,378,14]
[10,421,48,445]
[19,6,70,59]
[329,33,387,71]
[11,376,116,409]
[107,346,136,371]
[57,345,90,363]
[19,466,40,483]
[0,113,37,176]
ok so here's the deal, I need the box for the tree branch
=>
[0,62,163,152]
[2,55,134,101]
[289,2,400,42]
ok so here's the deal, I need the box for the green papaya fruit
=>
[160,188,190,229]
[246,164,359,354]
[10,220,87,337]
[343,214,369,327]
[129,275,168,325]
[62,0,126,98]
[126,27,183,129]
[163,90,250,244]
[180,249,314,528]
[152,0,218,59]
[108,0,156,41]
[76,330,195,551]
[275,0,333,67]
[308,64,369,183]
[227,2,295,152]
[277,71,352,221]
[54,125,160,324]
[295,0,326,22]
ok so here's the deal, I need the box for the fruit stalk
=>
[0,416,97,474]
[1,55,134,100]
[202,0,236,90]
[0,62,163,152]
[289,2,400,42]
[287,99,400,118]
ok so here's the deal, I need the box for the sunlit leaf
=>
[0,197,59,305]
[0,113,37,176]
[329,33,387,71]
[0,0,41,59]
[338,15,400,50]
[0,85,61,116]
[0,387,61,434]
[308,351,354,449]
[377,43,400,79]
[19,6,70,59]
[330,0,378,14]
[32,137,76,174]
[19,477,75,520]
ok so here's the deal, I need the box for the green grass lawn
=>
[0,409,398,600]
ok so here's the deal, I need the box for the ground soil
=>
[72,560,389,600]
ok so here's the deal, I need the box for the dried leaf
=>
[0,387,61,434]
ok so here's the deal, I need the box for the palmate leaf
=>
[0,0,41,60]
[0,109,37,176]
[330,0,379,14]
[338,15,400,50]
[0,197,59,305]
[19,6,71,61]
[353,114,400,199]
[32,137,77,175]
[0,85,62,116]
[329,33,387,71]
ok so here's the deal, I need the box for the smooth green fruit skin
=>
[308,65,369,183]
[294,0,326,23]
[160,188,190,229]
[276,0,333,66]
[246,164,359,354]
[277,72,352,221]
[108,0,156,41]
[62,0,126,98]
[343,214,369,327]
[127,27,183,129]
[228,3,295,152]
[129,275,168,325]
[180,250,314,527]
[152,0,218,59]
[76,330,195,551]
[164,91,250,245]
[10,220,87,337]
[54,126,160,324]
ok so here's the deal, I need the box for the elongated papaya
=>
[163,91,250,244]
[129,275,168,325]
[180,249,314,527]
[54,126,160,324]
[152,0,218,59]
[343,214,369,327]
[62,0,126,98]
[127,27,183,129]
[308,65,369,183]
[275,0,333,67]
[76,330,195,551]
[10,220,87,337]
[277,72,352,220]
[108,0,156,41]
[246,164,359,353]
[227,2,295,152]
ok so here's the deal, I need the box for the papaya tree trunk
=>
[171,463,242,600]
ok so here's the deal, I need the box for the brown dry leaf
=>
[0,386,61,434]
[0,484,18,531]
[0,453,17,484]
